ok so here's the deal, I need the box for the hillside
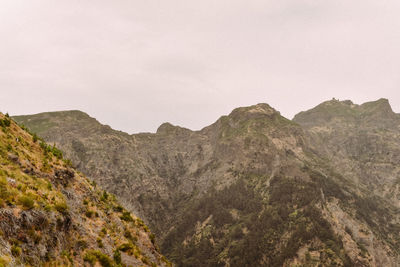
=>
[0,113,170,266]
[14,102,400,266]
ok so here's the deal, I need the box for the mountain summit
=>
[294,98,400,208]
[294,98,400,128]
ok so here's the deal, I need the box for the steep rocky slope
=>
[294,98,400,207]
[0,113,170,266]
[14,102,400,266]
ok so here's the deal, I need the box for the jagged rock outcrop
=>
[14,101,400,266]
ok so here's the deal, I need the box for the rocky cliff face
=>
[0,113,170,266]
[14,101,400,266]
[293,98,400,207]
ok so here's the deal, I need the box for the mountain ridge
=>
[0,112,170,266]
[293,98,400,129]
[13,99,400,266]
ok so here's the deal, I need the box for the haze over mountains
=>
[13,98,400,266]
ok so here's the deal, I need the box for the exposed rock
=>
[14,100,400,266]
[0,113,170,266]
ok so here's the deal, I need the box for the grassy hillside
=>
[0,113,170,266]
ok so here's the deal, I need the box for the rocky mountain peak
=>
[156,122,192,135]
[359,98,394,115]
[228,103,277,121]
[203,103,297,141]
[293,98,399,129]
[216,103,288,129]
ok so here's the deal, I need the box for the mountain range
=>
[13,98,400,266]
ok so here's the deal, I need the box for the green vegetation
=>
[113,205,123,212]
[39,142,63,159]
[0,118,11,128]
[97,237,104,248]
[85,209,95,218]
[11,245,21,257]
[0,177,11,207]
[75,239,88,250]
[162,174,353,267]
[83,250,114,267]
[32,133,38,143]
[100,227,107,236]
[150,233,156,244]
[101,190,109,201]
[118,242,134,252]
[113,249,121,264]
[0,257,9,267]
[18,195,35,210]
[120,211,133,222]
[0,113,167,266]
[54,201,68,214]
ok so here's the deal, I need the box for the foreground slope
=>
[14,103,400,266]
[0,113,170,266]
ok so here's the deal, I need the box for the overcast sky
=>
[1,0,400,133]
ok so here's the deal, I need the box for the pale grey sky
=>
[1,0,400,133]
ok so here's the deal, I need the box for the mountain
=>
[0,112,170,266]
[293,98,400,207]
[14,101,400,266]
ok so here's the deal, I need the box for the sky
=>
[1,0,400,133]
